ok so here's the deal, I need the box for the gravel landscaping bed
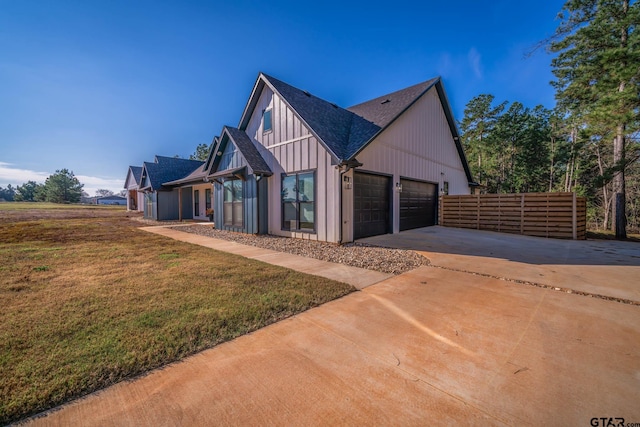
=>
[171,225,429,275]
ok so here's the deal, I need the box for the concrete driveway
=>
[27,228,640,426]
[360,226,640,303]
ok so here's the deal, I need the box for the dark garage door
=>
[354,172,391,239]
[400,179,437,231]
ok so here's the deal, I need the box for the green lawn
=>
[0,204,354,424]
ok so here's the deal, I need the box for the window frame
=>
[205,188,211,211]
[223,178,243,228]
[281,170,316,233]
[194,189,200,217]
[263,109,273,134]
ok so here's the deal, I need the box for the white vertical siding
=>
[244,87,340,242]
[357,88,470,195]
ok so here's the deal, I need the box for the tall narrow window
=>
[194,189,200,217]
[263,109,272,133]
[205,188,211,211]
[281,171,315,231]
[223,179,243,227]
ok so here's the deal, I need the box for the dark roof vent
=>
[381,99,391,104]
[303,90,311,97]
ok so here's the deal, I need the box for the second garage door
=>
[400,179,437,231]
[354,172,391,239]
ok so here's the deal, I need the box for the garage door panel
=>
[400,179,437,231]
[354,172,391,239]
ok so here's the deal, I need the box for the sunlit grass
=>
[0,206,354,424]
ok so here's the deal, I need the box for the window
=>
[282,171,315,231]
[194,189,200,217]
[205,188,211,211]
[223,179,243,227]
[443,181,449,195]
[263,109,272,133]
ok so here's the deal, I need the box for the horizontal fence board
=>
[440,192,586,240]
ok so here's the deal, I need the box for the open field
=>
[0,203,354,424]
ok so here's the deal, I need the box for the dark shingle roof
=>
[142,157,204,191]
[129,166,143,185]
[261,74,380,160]
[347,78,439,128]
[225,126,272,175]
[163,163,209,186]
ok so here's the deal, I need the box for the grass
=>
[0,203,354,424]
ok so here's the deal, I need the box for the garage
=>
[399,178,437,231]
[354,172,391,239]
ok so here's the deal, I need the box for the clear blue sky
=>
[0,0,565,195]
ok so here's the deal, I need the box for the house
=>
[200,73,474,243]
[138,156,204,220]
[163,140,217,221]
[97,195,127,205]
[124,165,144,211]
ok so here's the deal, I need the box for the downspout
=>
[255,174,261,235]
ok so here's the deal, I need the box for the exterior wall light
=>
[395,182,402,192]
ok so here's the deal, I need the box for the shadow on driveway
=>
[359,226,640,302]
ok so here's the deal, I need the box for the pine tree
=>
[549,0,640,238]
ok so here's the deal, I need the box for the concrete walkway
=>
[140,226,393,290]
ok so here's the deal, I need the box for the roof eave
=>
[244,73,342,163]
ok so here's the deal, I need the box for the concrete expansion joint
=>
[425,264,640,307]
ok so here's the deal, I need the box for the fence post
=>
[520,194,525,235]
[572,192,577,240]
[476,194,480,229]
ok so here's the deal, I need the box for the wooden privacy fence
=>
[439,192,587,240]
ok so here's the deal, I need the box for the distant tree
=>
[14,181,42,202]
[42,169,84,203]
[118,190,127,197]
[0,184,16,201]
[548,0,640,238]
[95,189,114,197]
[189,143,211,161]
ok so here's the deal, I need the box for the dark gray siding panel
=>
[213,177,264,234]
[158,190,179,220]
[181,187,193,220]
[258,178,269,234]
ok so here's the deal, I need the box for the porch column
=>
[178,188,183,221]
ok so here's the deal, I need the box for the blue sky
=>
[0,0,565,195]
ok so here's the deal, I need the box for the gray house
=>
[138,156,204,220]
[202,73,474,243]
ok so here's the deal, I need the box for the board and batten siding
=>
[244,86,340,242]
[352,87,471,235]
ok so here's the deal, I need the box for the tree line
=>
[460,0,639,238]
[0,169,125,203]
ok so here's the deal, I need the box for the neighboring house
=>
[97,195,127,205]
[138,156,204,220]
[163,139,217,221]
[124,165,144,212]
[201,72,474,243]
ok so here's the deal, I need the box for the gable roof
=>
[139,157,204,191]
[124,165,143,188]
[347,78,439,128]
[237,73,473,183]
[209,126,272,177]
[239,73,380,161]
